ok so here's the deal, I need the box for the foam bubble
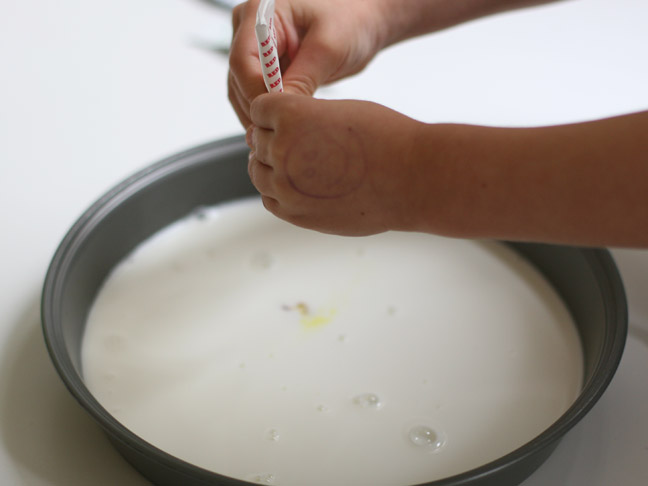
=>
[248,473,276,484]
[407,425,446,452]
[352,393,383,410]
[266,428,280,441]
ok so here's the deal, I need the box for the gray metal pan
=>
[41,135,627,486]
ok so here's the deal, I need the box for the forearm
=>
[411,111,648,247]
[378,0,567,47]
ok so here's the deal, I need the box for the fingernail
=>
[245,126,254,148]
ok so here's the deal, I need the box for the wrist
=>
[403,122,518,239]
[377,0,559,47]
[373,119,463,234]
[400,122,468,235]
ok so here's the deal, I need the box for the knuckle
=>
[285,73,317,96]
[261,195,280,215]
[247,154,256,181]
[227,81,238,104]
[228,52,245,74]
[313,34,345,69]
[271,97,303,128]
[270,134,290,164]
[231,3,245,30]
[317,37,342,61]
[249,96,263,121]
[248,154,264,186]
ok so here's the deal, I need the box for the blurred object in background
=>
[206,0,244,9]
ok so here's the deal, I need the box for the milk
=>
[82,197,583,486]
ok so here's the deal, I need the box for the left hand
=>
[246,93,424,236]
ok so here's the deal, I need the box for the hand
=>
[228,0,387,127]
[246,93,426,236]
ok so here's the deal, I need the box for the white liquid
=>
[82,197,583,486]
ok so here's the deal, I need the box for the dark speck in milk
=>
[295,302,309,316]
[103,334,126,351]
[281,302,311,316]
[103,372,117,382]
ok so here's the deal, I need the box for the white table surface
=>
[1,0,647,485]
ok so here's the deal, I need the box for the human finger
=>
[281,29,342,95]
[228,46,265,110]
[228,72,252,128]
[231,0,250,34]
[260,195,281,217]
[248,151,276,198]
[228,0,267,123]
[249,92,288,129]
[248,125,274,167]
[245,125,254,148]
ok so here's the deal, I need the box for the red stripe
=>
[262,46,274,58]
[270,77,282,89]
[264,57,276,68]
[261,35,271,47]
[267,67,280,78]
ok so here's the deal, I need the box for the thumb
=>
[281,33,339,96]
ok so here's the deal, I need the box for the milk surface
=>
[82,197,583,486]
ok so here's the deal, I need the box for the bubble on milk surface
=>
[248,472,276,484]
[352,393,383,410]
[265,428,280,441]
[408,425,446,452]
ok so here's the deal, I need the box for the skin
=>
[248,96,422,235]
[229,0,387,125]
[231,0,648,247]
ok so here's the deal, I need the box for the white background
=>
[1,0,647,484]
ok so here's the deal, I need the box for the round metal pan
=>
[41,135,627,486]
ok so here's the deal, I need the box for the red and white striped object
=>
[255,0,283,93]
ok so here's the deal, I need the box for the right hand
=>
[228,0,388,127]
